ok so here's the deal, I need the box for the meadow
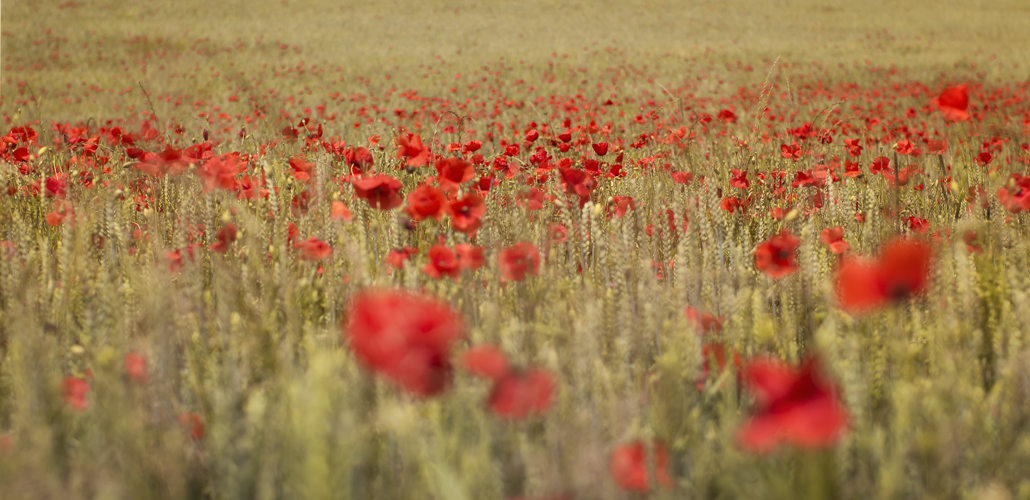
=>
[2,0,1030,498]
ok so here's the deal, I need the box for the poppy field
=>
[2,0,1030,498]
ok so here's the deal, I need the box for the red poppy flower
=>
[819,226,849,254]
[558,167,596,205]
[869,156,891,174]
[608,196,636,219]
[875,238,932,300]
[834,237,932,314]
[963,230,982,254]
[670,171,694,184]
[210,223,237,254]
[487,367,555,419]
[462,344,510,380]
[344,146,374,172]
[423,244,461,280]
[63,376,90,411]
[404,184,447,221]
[344,289,466,397]
[931,84,970,122]
[330,200,354,221]
[754,229,801,279]
[434,157,476,191]
[397,132,432,166]
[288,155,315,182]
[591,142,609,156]
[736,357,848,453]
[177,413,206,441]
[997,174,1030,213]
[927,140,948,154]
[907,217,929,234]
[780,143,802,161]
[685,307,723,334]
[729,169,749,189]
[609,440,673,492]
[976,151,993,167]
[446,193,486,234]
[498,242,540,282]
[698,343,742,391]
[386,247,418,269]
[455,243,484,271]
[353,174,403,210]
[124,352,148,384]
[294,237,332,261]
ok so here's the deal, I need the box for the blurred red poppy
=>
[834,237,932,314]
[124,352,148,384]
[608,196,636,219]
[610,440,673,492]
[330,200,354,221]
[386,247,418,269]
[488,367,555,419]
[736,357,848,453]
[754,229,801,279]
[177,413,206,441]
[345,289,466,397]
[498,242,540,282]
[931,84,970,122]
[62,376,90,411]
[685,307,723,334]
[455,243,484,271]
[462,344,510,380]
[210,223,237,254]
[353,174,403,210]
[288,155,315,182]
[819,226,849,254]
[294,237,332,261]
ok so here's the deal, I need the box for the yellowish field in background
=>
[3,0,1029,100]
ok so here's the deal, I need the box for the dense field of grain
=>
[3,1,1030,499]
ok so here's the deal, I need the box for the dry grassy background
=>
[4,0,1030,112]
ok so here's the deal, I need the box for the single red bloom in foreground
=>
[294,237,332,261]
[819,226,849,254]
[62,376,90,411]
[462,344,511,380]
[754,229,801,279]
[609,440,673,492]
[352,174,403,210]
[345,289,466,397]
[736,357,848,453]
[834,238,932,314]
[931,84,970,122]
[488,367,555,419]
[498,242,540,282]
